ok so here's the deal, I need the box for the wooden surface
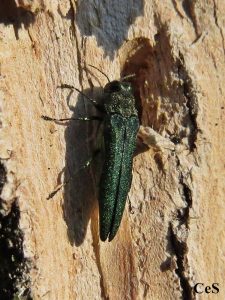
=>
[0,1,224,299]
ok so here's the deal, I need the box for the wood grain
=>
[0,1,224,299]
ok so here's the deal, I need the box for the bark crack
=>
[182,0,200,37]
[183,81,198,151]
[213,0,225,57]
[169,224,194,300]
[167,155,195,300]
[69,0,83,87]
[177,53,199,151]
[171,0,185,19]
[91,236,108,300]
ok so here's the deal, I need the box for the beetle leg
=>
[46,149,101,200]
[42,115,102,122]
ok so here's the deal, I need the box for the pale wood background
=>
[0,1,224,299]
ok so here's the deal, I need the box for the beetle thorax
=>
[104,89,138,117]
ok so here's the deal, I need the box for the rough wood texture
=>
[0,1,224,299]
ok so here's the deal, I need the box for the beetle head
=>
[104,80,132,94]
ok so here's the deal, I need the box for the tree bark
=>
[0,1,224,299]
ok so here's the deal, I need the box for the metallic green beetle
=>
[42,70,139,241]
[98,79,139,241]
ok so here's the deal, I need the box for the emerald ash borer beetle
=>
[42,65,139,241]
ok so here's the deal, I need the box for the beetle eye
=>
[109,81,121,92]
[104,81,121,93]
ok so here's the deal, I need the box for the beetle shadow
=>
[62,87,103,246]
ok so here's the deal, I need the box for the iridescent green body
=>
[99,80,139,241]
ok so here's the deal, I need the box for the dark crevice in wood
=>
[177,52,199,151]
[169,155,195,300]
[0,163,31,300]
[169,224,194,300]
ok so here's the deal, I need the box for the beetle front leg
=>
[41,115,102,122]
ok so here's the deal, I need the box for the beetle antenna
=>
[88,64,110,83]
[121,74,136,81]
